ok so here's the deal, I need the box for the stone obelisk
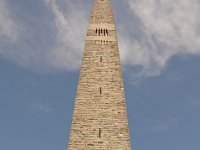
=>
[68,0,131,149]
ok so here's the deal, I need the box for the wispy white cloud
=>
[0,0,88,72]
[135,117,182,134]
[43,0,88,71]
[31,102,53,114]
[0,0,200,77]
[147,118,182,133]
[190,100,200,107]
[120,0,200,76]
[0,0,20,42]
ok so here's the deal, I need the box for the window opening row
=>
[96,28,108,36]
[95,40,108,44]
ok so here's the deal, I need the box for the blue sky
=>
[0,0,200,149]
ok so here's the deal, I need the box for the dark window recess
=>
[99,128,102,138]
[100,56,102,62]
[103,29,106,36]
[98,29,101,36]
[106,29,108,36]
[100,87,102,94]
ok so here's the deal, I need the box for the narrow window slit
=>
[100,87,102,94]
[98,29,100,36]
[100,56,102,62]
[106,29,108,36]
[99,128,102,138]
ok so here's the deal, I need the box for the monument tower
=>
[68,0,131,149]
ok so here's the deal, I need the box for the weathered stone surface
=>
[68,0,131,149]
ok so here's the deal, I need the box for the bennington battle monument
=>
[68,0,131,149]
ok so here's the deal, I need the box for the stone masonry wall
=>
[68,0,131,149]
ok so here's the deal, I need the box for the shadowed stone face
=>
[68,0,131,149]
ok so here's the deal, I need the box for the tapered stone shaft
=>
[68,0,131,149]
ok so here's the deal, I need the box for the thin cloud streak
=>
[31,102,55,116]
[135,117,182,134]
[147,118,182,133]
[190,100,200,108]
[0,0,20,42]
